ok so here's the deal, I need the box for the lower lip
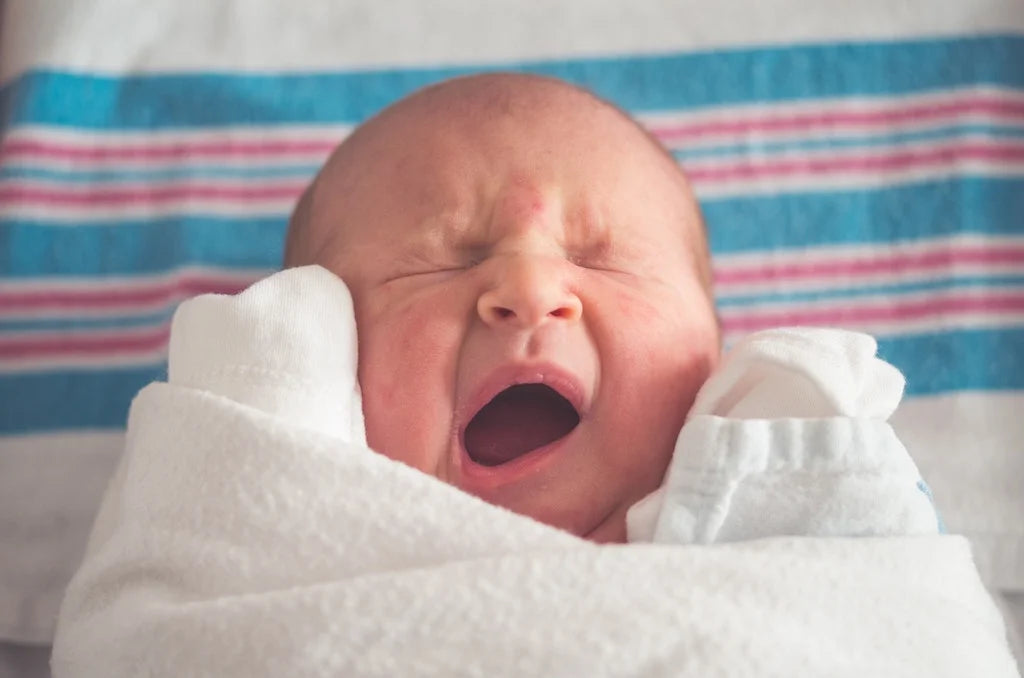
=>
[457,427,578,491]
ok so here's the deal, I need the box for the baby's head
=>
[285,73,720,542]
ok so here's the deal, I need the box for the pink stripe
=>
[650,95,1024,141]
[721,292,1024,333]
[0,182,305,206]
[714,246,1024,286]
[0,138,339,162]
[686,142,1024,183]
[0,277,256,312]
[0,327,170,359]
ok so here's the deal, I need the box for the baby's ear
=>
[167,265,366,444]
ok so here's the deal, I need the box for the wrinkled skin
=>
[288,74,720,542]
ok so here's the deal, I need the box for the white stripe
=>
[0,176,308,193]
[717,283,1024,314]
[713,233,1024,268]
[685,132,1024,169]
[721,313,1024,345]
[718,267,1024,300]
[0,200,297,221]
[2,123,352,146]
[638,85,1024,123]
[0,266,269,292]
[693,158,1024,199]
[4,0,1023,81]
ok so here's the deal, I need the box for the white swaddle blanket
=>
[51,266,1019,677]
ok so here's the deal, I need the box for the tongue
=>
[464,383,580,467]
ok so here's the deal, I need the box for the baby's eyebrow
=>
[568,228,613,259]
[562,204,616,260]
[399,211,469,255]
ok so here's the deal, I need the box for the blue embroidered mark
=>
[917,479,947,534]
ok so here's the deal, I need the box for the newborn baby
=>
[282,72,939,543]
[284,73,720,542]
[56,74,1011,678]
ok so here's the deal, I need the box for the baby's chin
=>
[581,507,629,543]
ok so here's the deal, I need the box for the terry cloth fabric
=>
[50,266,1020,678]
[627,327,942,544]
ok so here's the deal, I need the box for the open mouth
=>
[463,383,581,467]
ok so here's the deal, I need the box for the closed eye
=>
[383,266,468,283]
[569,256,622,273]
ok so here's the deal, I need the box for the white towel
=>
[626,327,940,544]
[51,266,1020,677]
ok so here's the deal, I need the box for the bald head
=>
[284,72,713,296]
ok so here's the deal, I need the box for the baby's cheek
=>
[609,286,666,329]
[604,285,716,358]
[596,285,718,460]
[356,293,465,472]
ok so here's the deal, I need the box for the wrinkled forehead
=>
[321,96,695,224]
[290,81,708,281]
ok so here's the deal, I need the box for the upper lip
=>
[458,361,589,440]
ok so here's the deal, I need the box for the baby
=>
[282,72,939,543]
[52,74,1009,678]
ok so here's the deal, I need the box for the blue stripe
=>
[1,327,1021,435]
[0,365,165,433]
[0,177,1021,277]
[2,36,1021,129]
[0,312,173,332]
[0,164,321,183]
[674,124,1024,161]
[877,327,1024,395]
[0,217,286,277]
[703,176,1024,254]
[716,275,1024,307]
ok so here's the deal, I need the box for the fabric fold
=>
[51,381,1019,677]
[51,266,1020,677]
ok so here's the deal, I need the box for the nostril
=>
[549,299,582,320]
[496,307,515,320]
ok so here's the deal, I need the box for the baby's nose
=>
[477,255,583,328]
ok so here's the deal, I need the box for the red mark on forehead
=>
[492,178,556,235]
